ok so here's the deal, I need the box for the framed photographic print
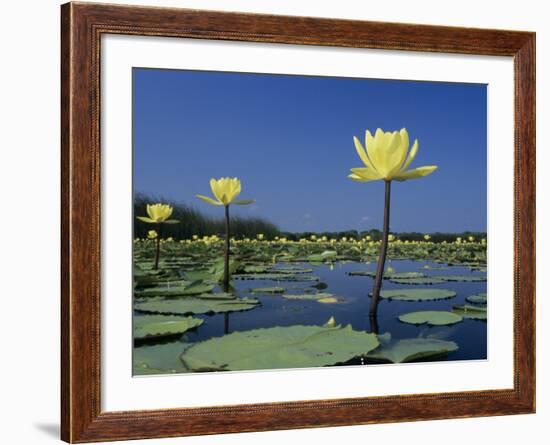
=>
[61,2,535,442]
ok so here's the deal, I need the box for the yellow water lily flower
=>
[388,234,395,242]
[147,230,158,239]
[137,203,179,224]
[257,233,264,240]
[468,236,475,242]
[348,128,438,182]
[196,177,254,206]
[424,234,431,241]
[324,316,338,328]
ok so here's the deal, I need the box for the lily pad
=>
[134,315,203,340]
[282,293,340,304]
[234,273,319,282]
[398,311,463,326]
[453,304,487,320]
[135,281,215,297]
[388,277,446,285]
[466,293,487,304]
[135,297,260,315]
[250,286,285,294]
[134,342,190,375]
[368,335,459,363]
[348,271,425,279]
[437,275,487,282]
[379,288,456,302]
[180,324,379,372]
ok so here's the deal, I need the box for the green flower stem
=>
[154,225,161,270]
[370,180,392,317]
[223,205,231,292]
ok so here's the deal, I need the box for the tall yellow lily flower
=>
[196,177,254,290]
[136,203,179,270]
[196,178,254,207]
[348,128,437,183]
[348,128,438,325]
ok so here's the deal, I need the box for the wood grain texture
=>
[60,2,536,442]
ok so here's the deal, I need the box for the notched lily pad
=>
[135,281,215,297]
[180,324,379,372]
[134,315,203,340]
[398,311,463,326]
[133,342,190,375]
[379,288,456,302]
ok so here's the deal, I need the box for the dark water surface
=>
[134,259,487,372]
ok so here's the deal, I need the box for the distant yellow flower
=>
[196,177,254,206]
[341,237,347,242]
[388,234,395,242]
[456,237,462,243]
[137,203,178,224]
[192,235,199,240]
[310,235,317,240]
[468,236,475,242]
[348,128,438,182]
[147,230,158,239]
[424,234,431,241]
[365,235,372,241]
[386,266,395,274]
[257,233,264,240]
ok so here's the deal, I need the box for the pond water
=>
[134,259,487,373]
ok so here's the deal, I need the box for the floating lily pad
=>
[135,281,215,297]
[134,315,203,340]
[180,324,379,372]
[466,293,487,304]
[134,342,190,375]
[368,335,459,363]
[234,273,319,282]
[453,304,487,320]
[348,271,425,279]
[281,292,340,303]
[388,277,446,285]
[268,267,313,274]
[135,297,260,315]
[398,311,463,326]
[379,288,456,302]
[437,275,487,282]
[250,286,285,294]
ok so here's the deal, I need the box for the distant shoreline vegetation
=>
[134,194,486,243]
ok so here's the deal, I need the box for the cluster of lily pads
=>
[133,236,486,374]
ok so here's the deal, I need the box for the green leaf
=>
[452,304,487,320]
[282,292,337,302]
[134,342,190,375]
[135,281,215,297]
[134,315,203,340]
[388,277,446,285]
[368,335,459,363]
[465,293,487,304]
[379,288,456,302]
[349,271,425,279]
[437,275,487,282]
[180,324,379,372]
[398,311,463,326]
[135,296,260,315]
[250,286,285,294]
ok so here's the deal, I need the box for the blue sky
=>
[133,68,487,233]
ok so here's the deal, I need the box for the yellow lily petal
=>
[196,194,223,206]
[400,138,419,173]
[136,216,155,223]
[350,167,383,181]
[387,128,410,178]
[353,135,377,171]
[393,165,438,182]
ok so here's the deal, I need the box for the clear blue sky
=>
[133,68,487,233]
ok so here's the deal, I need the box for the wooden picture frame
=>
[61,2,535,442]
